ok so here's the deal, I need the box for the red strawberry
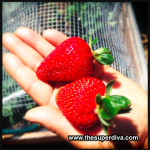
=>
[56,77,131,135]
[56,77,105,128]
[36,37,114,81]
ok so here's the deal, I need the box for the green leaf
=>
[108,95,131,109]
[105,80,115,97]
[94,47,111,55]
[95,53,114,65]
[100,98,120,120]
[95,93,102,105]
[91,38,98,46]
[98,111,111,126]
[118,108,132,114]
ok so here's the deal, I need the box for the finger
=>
[14,27,55,58]
[23,106,105,149]
[43,29,69,47]
[24,106,70,138]
[24,104,147,149]
[3,53,53,106]
[3,32,44,72]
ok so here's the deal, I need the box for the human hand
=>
[3,27,148,149]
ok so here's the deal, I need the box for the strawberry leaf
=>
[95,53,114,65]
[98,111,112,126]
[105,80,115,97]
[91,38,98,46]
[94,47,111,55]
[100,98,120,120]
[118,108,132,114]
[95,93,102,105]
[108,95,131,109]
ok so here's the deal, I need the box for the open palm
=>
[3,27,148,149]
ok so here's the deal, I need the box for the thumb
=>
[23,106,113,149]
[23,106,76,141]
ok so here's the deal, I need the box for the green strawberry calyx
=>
[88,36,114,65]
[95,80,131,135]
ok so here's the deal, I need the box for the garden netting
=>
[2,2,147,134]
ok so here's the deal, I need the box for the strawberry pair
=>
[36,36,131,135]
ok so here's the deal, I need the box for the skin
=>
[3,27,148,149]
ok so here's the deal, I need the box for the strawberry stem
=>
[89,35,92,49]
[88,36,114,65]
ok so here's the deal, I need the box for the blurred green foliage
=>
[48,2,116,40]
[66,2,105,39]
[2,66,37,126]
[108,12,117,26]
[66,2,117,40]
[3,99,18,125]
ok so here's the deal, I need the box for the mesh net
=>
[2,2,147,133]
